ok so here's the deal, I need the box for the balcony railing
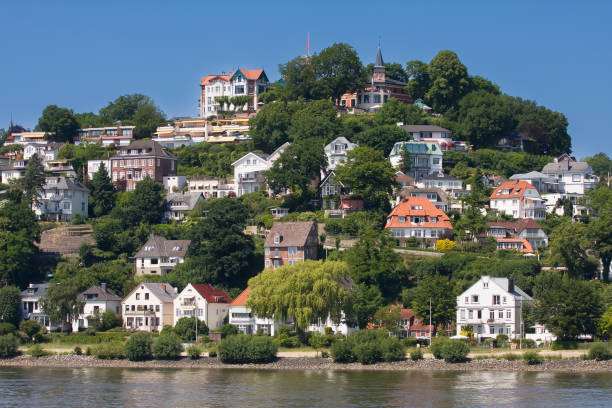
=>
[124,310,156,316]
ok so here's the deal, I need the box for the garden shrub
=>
[0,334,20,358]
[380,338,406,362]
[0,323,16,336]
[186,345,201,360]
[218,334,277,364]
[28,344,51,357]
[512,338,536,348]
[354,342,382,365]
[74,346,83,355]
[440,340,470,363]
[309,332,339,349]
[495,334,509,348]
[523,351,542,365]
[501,353,520,361]
[152,333,183,360]
[173,317,209,342]
[403,337,417,348]
[551,340,578,350]
[125,332,152,361]
[218,324,239,336]
[330,340,355,363]
[587,343,612,361]
[208,350,217,358]
[20,320,43,343]
[430,337,450,359]
[410,348,423,361]
[91,342,126,359]
[275,334,301,348]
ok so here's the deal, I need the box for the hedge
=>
[329,330,406,365]
[152,333,183,360]
[587,343,612,361]
[92,342,126,359]
[440,340,470,363]
[0,334,20,358]
[125,332,152,361]
[51,332,128,344]
[218,334,277,364]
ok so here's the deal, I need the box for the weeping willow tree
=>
[246,260,351,330]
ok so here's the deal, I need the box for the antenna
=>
[307,32,310,57]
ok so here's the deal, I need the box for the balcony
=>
[181,300,196,307]
[486,318,494,323]
[124,310,156,316]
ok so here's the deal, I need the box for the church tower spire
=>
[375,40,384,68]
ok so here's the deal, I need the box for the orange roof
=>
[239,69,264,80]
[229,287,250,307]
[201,72,233,86]
[496,238,533,253]
[490,180,536,200]
[200,68,264,86]
[385,196,453,230]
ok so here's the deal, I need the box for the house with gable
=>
[163,191,204,222]
[388,141,443,181]
[324,136,357,171]
[385,196,452,247]
[456,276,532,341]
[486,219,548,250]
[72,283,122,332]
[134,235,191,276]
[418,172,463,192]
[232,142,290,197]
[122,282,178,332]
[1,159,27,184]
[264,221,318,269]
[21,283,60,332]
[23,142,61,163]
[542,153,598,194]
[489,180,546,220]
[34,177,89,222]
[173,283,232,330]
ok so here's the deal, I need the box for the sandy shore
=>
[1,355,612,372]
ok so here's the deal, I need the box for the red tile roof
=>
[191,283,232,304]
[385,196,453,230]
[240,69,264,80]
[496,238,534,253]
[200,73,233,86]
[229,287,250,307]
[400,308,415,320]
[487,218,543,234]
[490,180,536,200]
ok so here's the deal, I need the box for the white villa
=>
[133,235,191,276]
[489,180,546,220]
[232,142,290,197]
[456,276,532,341]
[324,136,357,171]
[229,287,284,335]
[72,284,122,332]
[388,141,443,181]
[122,282,178,332]
[34,177,89,222]
[173,283,232,330]
[21,283,60,332]
[542,153,598,195]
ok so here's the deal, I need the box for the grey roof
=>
[165,192,203,211]
[78,284,122,302]
[510,171,555,182]
[134,234,191,259]
[232,151,270,166]
[542,161,592,174]
[404,186,448,201]
[43,177,90,193]
[400,125,451,133]
[490,277,533,301]
[265,221,317,248]
[421,172,461,182]
[127,282,178,303]
[21,283,50,298]
[253,152,270,161]
[117,140,176,159]
[375,43,384,67]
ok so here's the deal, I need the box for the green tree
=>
[549,219,595,279]
[457,91,515,149]
[334,146,398,210]
[346,283,384,329]
[425,50,470,113]
[74,112,103,129]
[99,94,165,139]
[132,103,166,140]
[599,306,612,340]
[279,56,317,100]
[584,153,612,178]
[249,101,294,153]
[533,272,602,340]
[265,140,326,198]
[412,274,456,335]
[405,60,431,101]
[123,177,166,226]
[19,153,46,206]
[89,163,115,217]
[229,95,252,112]
[40,281,83,332]
[312,43,366,103]
[36,105,79,143]
[173,317,209,341]
[287,100,339,143]
[373,306,403,336]
[373,97,423,127]
[247,260,352,330]
[0,286,22,326]
[353,124,409,157]
[587,187,612,283]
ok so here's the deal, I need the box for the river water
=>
[1,367,611,407]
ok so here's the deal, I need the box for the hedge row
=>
[330,330,406,365]
[217,334,278,364]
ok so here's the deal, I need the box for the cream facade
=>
[122,283,178,332]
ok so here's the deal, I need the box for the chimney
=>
[101,283,107,292]
[160,284,166,293]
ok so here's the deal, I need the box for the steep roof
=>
[43,177,90,193]
[490,180,537,200]
[78,284,122,302]
[231,151,269,166]
[265,221,317,248]
[229,287,250,307]
[542,160,592,174]
[201,73,232,86]
[118,140,176,159]
[385,196,452,229]
[134,235,191,258]
[509,171,555,182]
[375,44,384,68]
[489,277,532,301]
[239,69,265,80]
[126,282,178,303]
[21,283,49,298]
[165,192,203,211]
[191,283,232,304]
[400,308,415,320]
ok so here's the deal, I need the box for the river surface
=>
[1,367,611,407]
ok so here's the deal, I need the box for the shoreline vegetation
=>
[2,354,612,373]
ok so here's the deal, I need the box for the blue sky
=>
[1,0,610,158]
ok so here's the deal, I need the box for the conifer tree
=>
[90,163,115,217]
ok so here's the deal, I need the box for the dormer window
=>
[172,246,182,251]
[144,246,154,252]
[430,217,437,223]
[274,235,281,244]
[398,216,406,223]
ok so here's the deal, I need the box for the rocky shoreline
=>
[1,355,612,372]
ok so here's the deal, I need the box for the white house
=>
[1,159,27,184]
[489,180,546,220]
[72,283,122,332]
[23,142,61,162]
[541,192,589,220]
[163,175,187,193]
[200,69,270,118]
[87,159,111,180]
[163,192,204,222]
[388,141,443,181]
[122,282,178,332]
[400,124,452,141]
[229,287,284,335]
[541,153,598,194]
[417,172,462,192]
[509,171,558,193]
[133,235,191,276]
[456,276,532,341]
[232,143,290,197]
[324,136,357,171]
[486,219,549,250]
[34,177,89,222]
[173,283,232,330]
[21,283,60,332]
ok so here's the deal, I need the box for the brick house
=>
[109,140,177,191]
[264,221,319,269]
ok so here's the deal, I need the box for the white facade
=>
[229,304,284,336]
[417,173,462,191]
[307,313,357,336]
[324,137,357,171]
[23,143,59,162]
[200,70,269,118]
[163,175,187,193]
[542,155,598,195]
[34,177,89,222]
[232,152,269,196]
[490,182,546,220]
[173,284,231,330]
[1,161,26,184]
[388,141,443,181]
[21,283,60,332]
[72,284,122,332]
[541,192,589,219]
[456,276,532,341]
[122,283,178,332]
[87,159,111,180]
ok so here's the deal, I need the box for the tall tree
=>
[40,281,83,332]
[249,101,294,152]
[132,103,166,140]
[312,43,366,103]
[405,60,431,101]
[20,153,46,206]
[334,146,398,211]
[127,177,166,225]
[457,90,515,149]
[89,163,115,217]
[549,219,596,279]
[533,272,602,340]
[247,260,351,330]
[287,99,339,143]
[36,105,79,143]
[279,56,317,100]
[0,286,22,325]
[99,94,165,139]
[584,153,612,178]
[354,125,411,157]
[412,274,457,335]
[373,97,423,127]
[425,50,470,113]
